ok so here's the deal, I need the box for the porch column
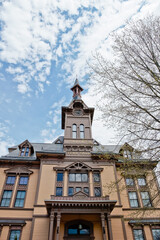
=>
[56,212,61,240]
[106,214,113,240]
[49,209,55,240]
[101,213,107,240]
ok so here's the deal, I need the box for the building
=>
[0,79,160,240]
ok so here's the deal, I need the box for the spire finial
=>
[71,78,83,100]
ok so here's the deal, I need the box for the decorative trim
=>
[4,167,33,175]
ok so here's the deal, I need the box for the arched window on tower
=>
[80,124,84,139]
[72,124,77,139]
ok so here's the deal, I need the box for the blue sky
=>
[0,0,160,156]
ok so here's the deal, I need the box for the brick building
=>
[0,79,160,240]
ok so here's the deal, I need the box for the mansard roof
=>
[0,136,65,160]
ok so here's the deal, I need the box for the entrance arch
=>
[64,220,94,240]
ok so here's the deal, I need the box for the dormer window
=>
[72,124,77,139]
[80,124,84,139]
[123,150,132,160]
[18,140,33,157]
[20,147,30,157]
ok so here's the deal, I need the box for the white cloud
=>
[0,0,160,99]
[0,122,15,156]
[17,83,30,94]
[0,73,5,81]
[41,129,49,137]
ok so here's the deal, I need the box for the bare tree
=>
[91,15,160,161]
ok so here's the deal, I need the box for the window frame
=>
[137,177,146,187]
[14,175,29,208]
[9,228,22,240]
[128,191,139,208]
[56,187,63,196]
[94,187,101,197]
[80,124,85,139]
[0,190,13,207]
[133,228,145,240]
[123,149,132,159]
[151,227,160,240]
[72,124,77,139]
[93,173,100,183]
[126,177,135,187]
[69,173,88,183]
[140,191,152,207]
[19,176,29,185]
[20,146,30,157]
[68,187,74,196]
[57,172,63,182]
[14,190,26,208]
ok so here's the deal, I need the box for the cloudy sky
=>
[0,0,160,156]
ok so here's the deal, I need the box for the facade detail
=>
[0,79,160,240]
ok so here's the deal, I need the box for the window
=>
[138,178,146,186]
[124,150,132,159]
[80,124,84,139]
[25,147,29,156]
[133,229,144,240]
[84,187,89,195]
[68,223,90,235]
[94,187,101,197]
[19,176,28,185]
[141,191,152,207]
[69,173,88,182]
[93,173,100,182]
[72,124,77,138]
[21,147,25,156]
[68,187,74,196]
[128,192,139,207]
[56,187,63,196]
[6,176,16,185]
[14,190,26,207]
[9,230,21,240]
[57,172,63,182]
[126,178,134,186]
[20,146,30,156]
[1,190,12,207]
[76,187,81,192]
[152,229,160,240]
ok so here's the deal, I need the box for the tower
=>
[62,79,94,160]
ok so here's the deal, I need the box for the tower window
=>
[72,124,77,139]
[80,124,84,139]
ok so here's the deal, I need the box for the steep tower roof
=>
[71,78,83,100]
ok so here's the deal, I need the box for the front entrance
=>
[64,220,94,240]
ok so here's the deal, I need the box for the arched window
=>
[80,124,84,139]
[72,124,77,139]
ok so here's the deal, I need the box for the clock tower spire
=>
[71,78,83,100]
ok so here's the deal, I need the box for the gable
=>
[65,162,92,171]
[18,139,33,149]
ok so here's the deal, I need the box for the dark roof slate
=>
[0,136,123,160]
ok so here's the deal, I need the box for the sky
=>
[0,0,160,156]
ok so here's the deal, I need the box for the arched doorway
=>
[64,220,94,240]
